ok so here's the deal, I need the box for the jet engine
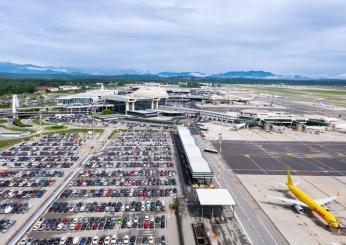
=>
[294,204,304,213]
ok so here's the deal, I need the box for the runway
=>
[216,141,346,176]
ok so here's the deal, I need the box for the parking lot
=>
[46,115,94,125]
[21,130,181,245]
[0,133,93,243]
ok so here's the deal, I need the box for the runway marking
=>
[228,168,346,173]
[306,154,313,159]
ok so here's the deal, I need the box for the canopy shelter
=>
[196,189,236,219]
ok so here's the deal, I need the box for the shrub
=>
[13,118,32,127]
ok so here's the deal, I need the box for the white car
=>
[32,224,39,231]
[122,235,129,244]
[4,206,13,214]
[19,237,28,245]
[148,236,154,244]
[110,235,117,244]
[92,236,100,245]
[104,236,110,245]
[72,237,80,245]
[57,223,64,230]
[59,237,67,245]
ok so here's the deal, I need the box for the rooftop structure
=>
[240,109,306,123]
[58,85,81,91]
[196,189,236,206]
[177,126,213,179]
[56,89,117,106]
[105,86,169,114]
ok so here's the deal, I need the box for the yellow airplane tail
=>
[286,169,293,185]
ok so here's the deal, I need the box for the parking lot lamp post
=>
[39,113,42,134]
[92,108,95,135]
[218,133,222,185]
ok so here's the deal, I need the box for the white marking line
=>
[213,177,253,245]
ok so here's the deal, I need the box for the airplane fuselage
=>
[288,183,339,229]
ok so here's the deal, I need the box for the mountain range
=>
[0,61,345,80]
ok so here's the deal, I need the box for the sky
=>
[0,0,345,76]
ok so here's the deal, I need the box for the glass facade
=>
[107,100,126,114]
[59,98,93,105]
[135,100,152,110]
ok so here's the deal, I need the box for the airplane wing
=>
[268,195,308,207]
[314,196,337,206]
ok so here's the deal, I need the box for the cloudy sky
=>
[0,0,345,75]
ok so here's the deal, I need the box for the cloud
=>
[0,0,345,75]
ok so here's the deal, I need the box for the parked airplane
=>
[270,170,341,229]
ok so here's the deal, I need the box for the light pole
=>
[91,107,95,136]
[218,133,222,185]
[39,113,42,135]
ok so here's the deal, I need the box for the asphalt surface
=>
[199,106,292,113]
[193,135,289,245]
[215,141,346,176]
[263,98,346,118]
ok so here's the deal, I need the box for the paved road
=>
[192,131,289,245]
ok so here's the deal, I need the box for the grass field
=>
[42,128,104,135]
[32,118,52,126]
[234,85,346,106]
[0,138,26,149]
[44,124,67,130]
[2,126,37,134]
[108,129,121,139]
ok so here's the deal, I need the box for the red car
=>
[75,223,81,230]
[144,220,149,229]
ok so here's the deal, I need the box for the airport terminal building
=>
[104,86,169,115]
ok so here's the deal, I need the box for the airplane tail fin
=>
[286,169,293,186]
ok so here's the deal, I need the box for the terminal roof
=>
[177,126,213,178]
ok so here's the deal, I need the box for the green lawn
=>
[13,118,33,127]
[233,85,346,105]
[44,124,68,130]
[42,128,104,135]
[108,129,120,139]
[0,138,25,149]
[32,118,51,126]
[2,126,37,134]
[0,118,7,124]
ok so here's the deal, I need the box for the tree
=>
[102,108,112,115]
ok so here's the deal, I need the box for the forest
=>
[1,73,346,96]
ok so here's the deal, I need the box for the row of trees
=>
[2,75,345,96]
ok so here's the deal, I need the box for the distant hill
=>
[0,62,78,75]
[0,61,345,80]
[210,71,275,79]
